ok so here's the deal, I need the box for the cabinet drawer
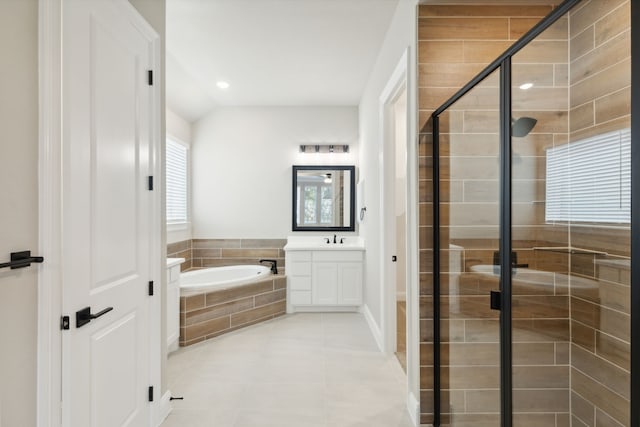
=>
[290,291,312,305]
[312,251,362,262]
[168,265,180,283]
[289,276,311,291]
[288,261,312,276]
[287,251,311,262]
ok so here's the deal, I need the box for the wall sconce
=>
[299,144,350,154]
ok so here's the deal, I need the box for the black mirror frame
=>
[292,165,356,232]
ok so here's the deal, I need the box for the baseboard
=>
[361,304,384,352]
[407,391,420,427]
[154,390,172,427]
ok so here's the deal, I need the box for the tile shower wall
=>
[417,4,567,425]
[567,1,631,426]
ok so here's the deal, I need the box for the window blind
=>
[545,129,630,223]
[166,139,188,224]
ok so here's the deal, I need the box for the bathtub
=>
[180,265,272,295]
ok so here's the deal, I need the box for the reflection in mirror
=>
[292,165,355,231]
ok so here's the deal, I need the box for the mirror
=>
[292,165,355,231]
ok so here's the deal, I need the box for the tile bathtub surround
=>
[167,238,287,274]
[167,239,193,272]
[191,238,286,272]
[179,275,287,347]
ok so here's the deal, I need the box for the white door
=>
[61,1,159,425]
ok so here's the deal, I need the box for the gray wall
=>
[0,1,165,425]
[0,0,39,424]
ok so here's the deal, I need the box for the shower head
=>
[512,116,538,138]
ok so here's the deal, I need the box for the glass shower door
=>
[436,69,502,426]
[510,4,631,425]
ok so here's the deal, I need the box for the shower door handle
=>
[490,290,501,311]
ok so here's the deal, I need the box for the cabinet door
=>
[312,263,338,305]
[338,262,362,305]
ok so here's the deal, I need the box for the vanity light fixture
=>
[299,144,350,154]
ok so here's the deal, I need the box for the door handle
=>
[76,306,114,328]
[392,256,397,262]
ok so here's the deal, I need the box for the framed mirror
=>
[292,165,355,232]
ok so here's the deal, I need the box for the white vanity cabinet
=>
[285,248,364,313]
[166,257,184,353]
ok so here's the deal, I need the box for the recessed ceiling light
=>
[216,81,230,90]
[519,82,534,90]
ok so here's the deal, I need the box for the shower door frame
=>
[429,0,640,425]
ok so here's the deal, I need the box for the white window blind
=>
[545,129,630,223]
[166,138,188,224]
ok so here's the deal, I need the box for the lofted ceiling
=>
[166,0,400,122]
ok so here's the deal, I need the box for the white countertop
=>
[166,257,185,268]
[284,236,365,251]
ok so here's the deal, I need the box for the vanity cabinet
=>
[286,250,363,312]
[166,258,184,353]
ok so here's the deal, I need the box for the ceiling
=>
[166,0,400,122]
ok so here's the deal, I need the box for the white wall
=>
[191,106,359,239]
[357,0,419,416]
[0,1,38,424]
[166,108,192,244]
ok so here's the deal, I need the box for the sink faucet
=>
[333,234,337,244]
[259,259,278,275]
[340,237,345,244]
[325,237,330,244]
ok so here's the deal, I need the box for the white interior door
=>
[61,1,158,425]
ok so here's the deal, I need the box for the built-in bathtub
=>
[180,265,272,295]
[179,265,287,347]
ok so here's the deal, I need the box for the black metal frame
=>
[631,0,640,424]
[427,0,628,426]
[291,165,356,232]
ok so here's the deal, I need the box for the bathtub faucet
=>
[259,259,278,275]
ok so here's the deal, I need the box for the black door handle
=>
[392,256,397,262]
[76,306,114,328]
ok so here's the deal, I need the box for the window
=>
[545,129,630,224]
[166,138,189,224]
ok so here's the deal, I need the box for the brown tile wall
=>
[167,238,287,274]
[567,1,631,426]
[418,4,573,425]
[179,275,287,346]
[167,239,192,272]
[191,239,286,273]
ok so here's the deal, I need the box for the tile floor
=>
[162,312,415,427]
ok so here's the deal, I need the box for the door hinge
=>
[60,315,70,330]
[148,386,154,402]
[490,290,501,311]
[148,281,154,296]
[147,70,153,86]
[148,176,154,191]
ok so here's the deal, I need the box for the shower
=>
[511,116,537,137]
